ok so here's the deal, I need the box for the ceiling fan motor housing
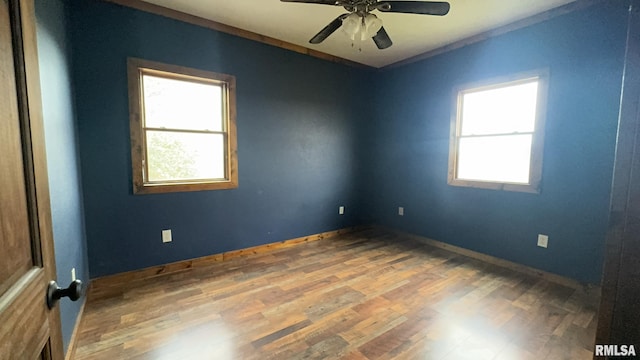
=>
[342,0,391,14]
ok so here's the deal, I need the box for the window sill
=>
[447,178,540,194]
[133,179,238,194]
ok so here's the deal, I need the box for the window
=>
[448,70,548,193]
[128,58,237,194]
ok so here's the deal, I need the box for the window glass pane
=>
[146,131,225,182]
[457,134,532,184]
[142,74,223,132]
[461,81,538,136]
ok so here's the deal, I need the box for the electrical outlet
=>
[162,229,172,243]
[71,267,76,281]
[537,234,548,248]
[398,207,404,216]
[339,206,344,215]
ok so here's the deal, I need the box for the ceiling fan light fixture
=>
[364,14,383,38]
[341,13,361,40]
[341,13,383,42]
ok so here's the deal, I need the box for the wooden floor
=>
[73,229,598,359]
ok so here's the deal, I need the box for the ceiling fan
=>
[280,0,450,50]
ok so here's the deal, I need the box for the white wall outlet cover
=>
[339,206,344,215]
[537,234,548,248]
[71,267,76,281]
[399,207,404,216]
[162,229,172,243]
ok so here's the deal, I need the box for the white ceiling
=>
[139,0,577,68]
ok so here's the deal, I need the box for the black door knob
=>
[47,279,83,309]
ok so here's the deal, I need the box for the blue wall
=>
[363,1,629,284]
[35,0,89,353]
[68,1,367,278]
[64,0,629,285]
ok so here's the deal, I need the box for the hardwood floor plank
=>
[358,315,431,359]
[251,319,313,349]
[73,229,598,359]
[303,309,363,348]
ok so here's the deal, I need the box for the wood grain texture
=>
[73,228,598,359]
[89,226,361,297]
[18,0,65,355]
[127,57,238,194]
[0,269,49,360]
[0,0,64,358]
[0,0,33,297]
[64,297,88,360]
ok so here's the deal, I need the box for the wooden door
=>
[0,0,64,359]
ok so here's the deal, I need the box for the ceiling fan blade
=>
[280,0,340,5]
[378,1,450,15]
[309,14,348,44]
[373,27,392,49]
